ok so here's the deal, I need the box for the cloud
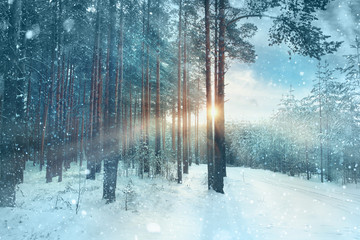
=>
[225,0,357,121]
[249,98,258,106]
[225,68,284,121]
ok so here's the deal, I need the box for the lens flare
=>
[211,106,217,118]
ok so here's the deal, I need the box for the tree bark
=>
[182,12,189,174]
[143,0,151,174]
[45,0,59,183]
[117,2,124,155]
[214,0,218,105]
[129,82,133,156]
[177,0,183,184]
[162,108,166,152]
[155,44,161,175]
[154,0,161,175]
[205,0,213,189]
[188,97,192,166]
[80,78,86,167]
[139,1,146,178]
[213,0,225,193]
[86,22,99,180]
[172,106,176,153]
[103,0,119,203]
[195,77,200,165]
[0,0,24,207]
[95,52,103,173]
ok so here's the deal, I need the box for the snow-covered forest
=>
[1,0,359,239]
[227,57,360,184]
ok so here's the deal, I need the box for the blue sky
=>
[225,0,360,122]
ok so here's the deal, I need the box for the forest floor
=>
[1,162,360,240]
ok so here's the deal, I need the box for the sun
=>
[211,106,217,118]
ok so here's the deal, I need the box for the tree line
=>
[227,38,360,184]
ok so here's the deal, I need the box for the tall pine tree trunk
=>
[80,78,86,167]
[95,53,103,173]
[103,0,119,203]
[86,11,100,179]
[188,97,191,166]
[319,66,323,183]
[154,0,161,175]
[182,12,188,174]
[117,2,124,156]
[213,0,225,193]
[57,53,65,182]
[195,77,200,165]
[155,42,161,175]
[143,0,151,174]
[45,0,59,183]
[177,0,183,184]
[214,0,218,105]
[162,108,166,152]
[0,0,24,207]
[205,0,213,189]
[139,1,146,178]
[129,82,133,156]
[172,106,176,153]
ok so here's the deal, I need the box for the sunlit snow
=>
[0,162,359,240]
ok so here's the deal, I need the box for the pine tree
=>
[0,0,25,207]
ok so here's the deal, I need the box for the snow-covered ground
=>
[1,163,360,240]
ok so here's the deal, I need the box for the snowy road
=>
[226,167,360,240]
[1,163,360,240]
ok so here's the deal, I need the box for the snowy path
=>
[228,168,360,239]
[1,163,360,240]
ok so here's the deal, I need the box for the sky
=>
[225,0,360,122]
